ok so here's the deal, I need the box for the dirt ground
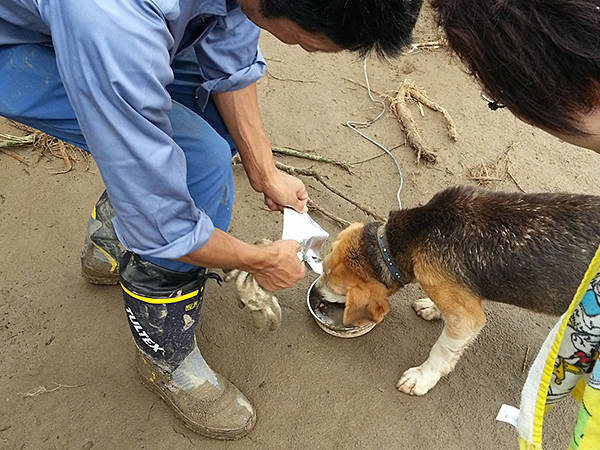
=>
[2,7,600,450]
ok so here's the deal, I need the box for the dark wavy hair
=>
[259,0,424,57]
[431,0,600,135]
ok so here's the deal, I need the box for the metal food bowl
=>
[306,278,377,338]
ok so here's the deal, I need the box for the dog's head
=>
[315,223,391,327]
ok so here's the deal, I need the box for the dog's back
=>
[389,186,600,315]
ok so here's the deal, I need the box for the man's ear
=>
[343,283,390,327]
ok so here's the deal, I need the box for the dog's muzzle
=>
[314,274,347,304]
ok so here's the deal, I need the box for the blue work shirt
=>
[0,0,265,259]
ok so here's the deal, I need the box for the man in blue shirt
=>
[0,0,422,439]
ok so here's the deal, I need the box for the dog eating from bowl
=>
[313,185,600,395]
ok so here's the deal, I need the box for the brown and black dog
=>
[314,186,600,395]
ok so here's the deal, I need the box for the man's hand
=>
[212,85,309,214]
[262,169,308,214]
[179,231,305,292]
[250,239,305,291]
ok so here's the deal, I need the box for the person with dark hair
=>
[430,0,600,151]
[254,0,422,57]
[0,0,422,440]
[429,2,600,447]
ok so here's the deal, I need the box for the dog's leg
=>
[397,281,486,396]
[412,297,442,321]
[396,324,480,395]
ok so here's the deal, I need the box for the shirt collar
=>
[193,0,241,29]
[194,0,229,17]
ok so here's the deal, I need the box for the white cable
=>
[346,59,404,210]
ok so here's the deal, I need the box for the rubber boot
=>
[80,191,125,285]
[120,252,256,440]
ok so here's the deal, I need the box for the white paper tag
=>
[282,208,329,274]
[496,404,520,428]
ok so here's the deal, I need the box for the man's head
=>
[238,0,424,56]
[431,0,600,141]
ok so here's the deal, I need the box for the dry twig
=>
[1,128,87,172]
[308,199,352,228]
[467,141,526,192]
[19,382,84,398]
[232,156,384,223]
[272,146,354,173]
[508,170,526,193]
[505,142,526,193]
[85,152,93,172]
[53,141,73,174]
[467,157,506,187]
[342,77,390,100]
[266,69,316,83]
[0,133,35,147]
[522,347,530,374]
[275,161,386,222]
[349,142,405,165]
[0,149,31,166]
[0,133,34,166]
[350,152,390,165]
[405,40,446,55]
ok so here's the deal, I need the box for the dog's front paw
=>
[396,366,441,396]
[412,298,442,321]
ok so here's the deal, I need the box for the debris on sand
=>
[467,142,526,192]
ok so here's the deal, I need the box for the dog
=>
[314,186,600,395]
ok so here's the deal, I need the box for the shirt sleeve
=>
[39,0,215,259]
[193,6,266,110]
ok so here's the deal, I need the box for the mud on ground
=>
[2,8,600,450]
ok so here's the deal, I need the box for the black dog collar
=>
[377,225,406,286]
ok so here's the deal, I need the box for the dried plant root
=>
[391,81,437,164]
[404,81,457,141]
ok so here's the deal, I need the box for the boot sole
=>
[80,268,120,286]
[137,370,256,440]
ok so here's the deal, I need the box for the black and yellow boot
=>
[120,252,256,440]
[81,191,125,285]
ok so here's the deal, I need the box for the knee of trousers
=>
[188,134,233,189]
[185,135,234,231]
[120,252,208,370]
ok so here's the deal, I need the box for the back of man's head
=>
[259,0,424,57]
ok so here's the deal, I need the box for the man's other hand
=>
[262,169,308,214]
[251,239,305,291]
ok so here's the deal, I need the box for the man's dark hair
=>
[431,0,600,135]
[259,0,424,57]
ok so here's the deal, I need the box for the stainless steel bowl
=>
[306,278,376,338]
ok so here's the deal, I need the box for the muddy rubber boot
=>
[80,191,126,285]
[120,252,256,440]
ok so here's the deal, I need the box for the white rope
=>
[346,59,404,210]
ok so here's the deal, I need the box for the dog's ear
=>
[343,282,390,327]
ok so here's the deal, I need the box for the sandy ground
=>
[2,8,600,450]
